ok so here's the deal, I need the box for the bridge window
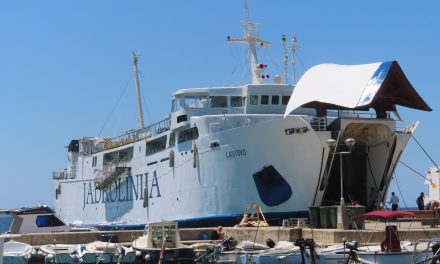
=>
[210,96,227,108]
[261,95,269,105]
[183,96,207,109]
[171,96,208,112]
[250,95,258,105]
[231,96,244,107]
[282,96,290,105]
[272,95,279,105]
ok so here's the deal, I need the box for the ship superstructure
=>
[52,3,431,228]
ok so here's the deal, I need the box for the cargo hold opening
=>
[321,143,368,207]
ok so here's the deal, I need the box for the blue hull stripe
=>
[92,211,309,230]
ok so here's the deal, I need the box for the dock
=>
[6,221,440,249]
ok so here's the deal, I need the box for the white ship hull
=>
[54,115,329,227]
[54,112,414,228]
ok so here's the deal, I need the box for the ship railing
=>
[337,111,383,119]
[308,117,327,131]
[52,170,76,180]
[92,117,171,153]
[336,110,416,133]
[396,120,418,133]
[99,157,129,179]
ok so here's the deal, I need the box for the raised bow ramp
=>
[284,61,431,117]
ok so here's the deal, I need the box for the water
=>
[0,215,12,233]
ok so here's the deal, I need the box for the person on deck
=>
[388,192,399,211]
[416,192,425,210]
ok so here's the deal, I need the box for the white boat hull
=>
[2,241,33,264]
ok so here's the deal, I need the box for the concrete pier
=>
[4,222,440,248]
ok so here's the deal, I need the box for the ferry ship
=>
[52,3,431,229]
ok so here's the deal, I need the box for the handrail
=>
[81,112,413,156]
[52,169,76,180]
[86,117,171,154]
[309,117,327,131]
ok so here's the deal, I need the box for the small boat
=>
[412,238,440,263]
[314,241,416,264]
[132,221,195,264]
[81,241,136,263]
[2,240,35,264]
[0,205,70,234]
[38,244,82,264]
[197,239,307,264]
[311,210,426,264]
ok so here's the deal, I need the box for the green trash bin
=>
[347,205,366,229]
[308,207,321,228]
[319,206,329,228]
[327,206,338,229]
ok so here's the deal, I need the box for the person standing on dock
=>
[388,192,399,211]
[416,192,425,210]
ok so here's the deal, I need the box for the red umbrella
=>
[352,210,415,220]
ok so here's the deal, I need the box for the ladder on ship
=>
[96,167,131,190]
[96,157,131,190]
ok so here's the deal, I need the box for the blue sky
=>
[0,1,439,209]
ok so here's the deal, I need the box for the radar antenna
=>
[226,0,270,84]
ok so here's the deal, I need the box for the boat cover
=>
[352,210,415,220]
[284,61,432,117]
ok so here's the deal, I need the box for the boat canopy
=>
[352,210,415,220]
[0,205,56,215]
[284,61,432,117]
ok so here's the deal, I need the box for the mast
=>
[282,35,298,85]
[290,36,298,84]
[282,35,288,84]
[132,51,144,129]
[226,0,270,84]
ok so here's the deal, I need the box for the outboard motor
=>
[303,239,317,264]
[266,238,275,248]
[345,241,359,264]
[294,238,306,264]
[294,238,317,264]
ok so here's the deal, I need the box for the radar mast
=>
[226,0,270,84]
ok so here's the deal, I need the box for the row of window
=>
[146,127,199,156]
[171,96,244,111]
[249,95,290,106]
[171,95,290,112]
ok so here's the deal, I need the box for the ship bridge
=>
[169,84,314,129]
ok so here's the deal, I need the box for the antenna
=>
[132,51,145,129]
[281,34,288,84]
[225,0,270,84]
[290,36,298,84]
[244,0,249,23]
